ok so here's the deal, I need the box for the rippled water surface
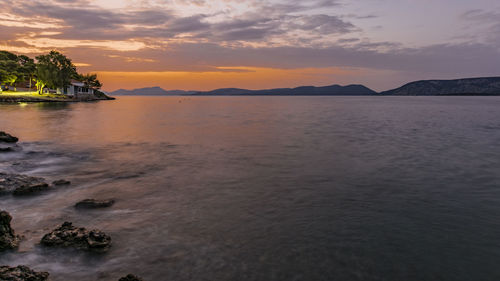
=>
[1,96,500,281]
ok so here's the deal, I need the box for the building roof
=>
[70,80,85,87]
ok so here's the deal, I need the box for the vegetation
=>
[0,51,24,88]
[0,50,102,95]
[74,73,103,90]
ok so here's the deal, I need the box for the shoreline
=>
[0,131,141,281]
[0,93,115,103]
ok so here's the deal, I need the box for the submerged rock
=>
[119,274,144,281]
[0,210,20,251]
[0,173,48,195]
[75,199,115,209]
[41,222,111,252]
[12,183,50,196]
[53,179,71,186]
[0,132,18,143]
[0,146,14,153]
[0,265,49,281]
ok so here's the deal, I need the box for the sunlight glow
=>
[17,38,147,52]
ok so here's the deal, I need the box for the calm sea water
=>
[1,96,500,281]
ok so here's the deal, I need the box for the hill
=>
[380,77,500,96]
[111,84,376,96]
[194,84,375,96]
[111,87,195,96]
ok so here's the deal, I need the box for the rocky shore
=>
[0,211,20,251]
[41,222,112,252]
[0,132,144,281]
[75,198,116,209]
[0,265,49,281]
[0,173,52,196]
[0,131,20,153]
[0,264,143,281]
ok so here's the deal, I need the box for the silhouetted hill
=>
[111,78,500,96]
[111,84,376,96]
[111,87,195,96]
[194,84,376,96]
[380,77,500,96]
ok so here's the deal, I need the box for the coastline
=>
[0,92,115,103]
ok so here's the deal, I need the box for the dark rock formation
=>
[119,274,144,281]
[380,77,500,96]
[0,132,19,154]
[53,179,71,186]
[0,210,20,251]
[75,199,115,209]
[41,222,111,252]
[0,265,49,281]
[12,183,50,196]
[0,146,14,152]
[0,132,18,143]
[0,173,48,195]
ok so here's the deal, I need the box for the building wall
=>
[64,85,95,96]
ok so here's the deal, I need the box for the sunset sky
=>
[1,0,499,91]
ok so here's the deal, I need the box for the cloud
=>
[1,0,499,92]
[0,0,356,44]
[59,39,500,78]
[288,14,356,34]
[461,9,500,47]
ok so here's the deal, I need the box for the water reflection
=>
[35,102,72,110]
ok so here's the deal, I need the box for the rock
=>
[0,265,49,281]
[0,146,14,152]
[119,274,144,281]
[41,222,111,252]
[75,199,115,209]
[0,142,19,153]
[53,179,71,186]
[13,183,50,196]
[0,173,47,195]
[0,210,20,251]
[0,132,18,143]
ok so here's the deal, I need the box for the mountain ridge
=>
[110,84,377,96]
[111,87,196,96]
[379,77,500,96]
[109,77,500,96]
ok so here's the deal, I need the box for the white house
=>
[61,80,94,96]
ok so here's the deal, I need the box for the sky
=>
[1,0,499,91]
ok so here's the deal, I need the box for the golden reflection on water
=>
[1,97,301,148]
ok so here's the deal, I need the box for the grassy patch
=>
[0,90,69,99]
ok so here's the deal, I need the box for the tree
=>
[35,51,76,94]
[0,51,17,61]
[17,55,36,90]
[74,73,103,89]
[0,51,19,89]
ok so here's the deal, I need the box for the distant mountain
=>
[380,77,500,96]
[111,84,377,96]
[193,84,376,96]
[110,78,500,97]
[111,87,196,96]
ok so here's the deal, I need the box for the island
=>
[0,50,114,102]
[379,77,500,96]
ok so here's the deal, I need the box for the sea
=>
[1,96,500,281]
